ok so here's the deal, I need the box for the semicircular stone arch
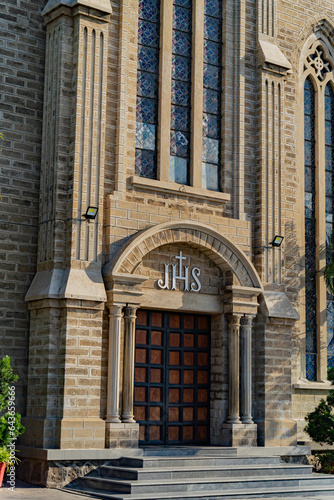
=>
[106,221,262,290]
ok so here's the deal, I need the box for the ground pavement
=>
[1,480,334,500]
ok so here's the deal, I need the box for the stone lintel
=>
[222,285,261,316]
[25,268,107,303]
[42,0,112,16]
[105,273,148,306]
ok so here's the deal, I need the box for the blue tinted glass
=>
[205,0,221,17]
[175,0,191,6]
[305,192,314,219]
[304,166,315,193]
[173,30,191,56]
[304,115,313,140]
[137,46,159,72]
[173,6,191,32]
[138,19,160,47]
[326,147,333,171]
[170,156,189,184]
[171,80,191,106]
[136,122,156,151]
[326,120,332,145]
[203,64,220,90]
[139,0,160,22]
[137,71,158,98]
[172,55,191,81]
[304,141,314,167]
[202,163,219,191]
[326,196,333,216]
[135,149,157,179]
[202,137,219,164]
[325,92,333,120]
[204,16,221,41]
[304,78,314,92]
[203,88,219,114]
[203,113,219,139]
[137,97,157,123]
[306,354,317,381]
[170,131,190,157]
[171,106,191,131]
[204,40,220,65]
[304,90,314,116]
[326,171,333,196]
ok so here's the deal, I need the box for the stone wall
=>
[0,0,45,414]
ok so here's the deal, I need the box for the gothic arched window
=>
[304,77,317,381]
[303,42,334,381]
[325,84,334,369]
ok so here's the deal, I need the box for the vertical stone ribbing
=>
[256,75,284,284]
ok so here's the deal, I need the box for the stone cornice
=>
[42,0,112,16]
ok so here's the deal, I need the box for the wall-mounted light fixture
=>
[271,235,284,248]
[83,206,98,220]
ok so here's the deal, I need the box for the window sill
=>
[131,176,231,203]
[293,380,333,390]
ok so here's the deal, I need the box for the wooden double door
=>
[134,309,210,445]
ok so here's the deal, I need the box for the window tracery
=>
[303,41,334,380]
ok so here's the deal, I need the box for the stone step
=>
[75,474,334,495]
[141,447,238,457]
[100,463,312,481]
[65,482,334,500]
[120,455,282,469]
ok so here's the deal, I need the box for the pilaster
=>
[23,0,111,451]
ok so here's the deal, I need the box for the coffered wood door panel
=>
[134,310,210,445]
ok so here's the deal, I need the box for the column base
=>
[105,422,139,449]
[222,423,258,447]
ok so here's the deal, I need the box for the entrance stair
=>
[65,447,334,499]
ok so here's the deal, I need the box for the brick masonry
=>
[0,0,46,414]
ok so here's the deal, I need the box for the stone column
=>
[226,315,242,424]
[121,306,137,422]
[106,304,124,423]
[240,315,254,424]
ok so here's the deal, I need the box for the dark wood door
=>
[134,310,210,445]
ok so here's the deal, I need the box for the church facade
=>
[2,0,334,485]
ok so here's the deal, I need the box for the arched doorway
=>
[103,221,263,448]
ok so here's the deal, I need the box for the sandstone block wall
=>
[0,0,45,414]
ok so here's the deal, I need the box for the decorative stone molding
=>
[42,0,112,16]
[104,221,263,290]
[259,39,292,75]
[222,285,262,316]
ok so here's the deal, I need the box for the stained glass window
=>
[202,0,222,191]
[304,77,317,381]
[135,0,160,179]
[170,0,192,185]
[325,84,334,370]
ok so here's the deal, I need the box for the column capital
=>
[124,305,138,318]
[240,315,255,327]
[108,303,124,317]
[227,314,242,327]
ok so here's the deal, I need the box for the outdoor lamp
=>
[271,235,284,247]
[83,206,98,220]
